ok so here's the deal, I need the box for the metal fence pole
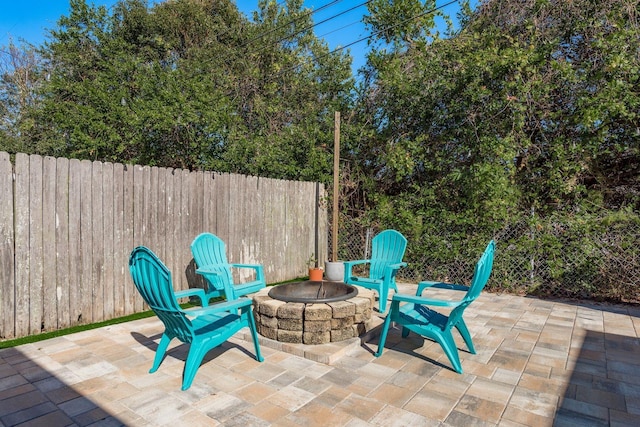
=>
[365,227,372,259]
[530,206,535,288]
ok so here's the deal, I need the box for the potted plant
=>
[307,254,323,281]
[324,260,344,282]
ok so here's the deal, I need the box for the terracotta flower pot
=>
[308,267,323,281]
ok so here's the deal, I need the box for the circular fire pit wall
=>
[252,281,376,344]
[268,281,358,303]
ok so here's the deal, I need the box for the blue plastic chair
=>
[375,240,495,374]
[128,246,263,390]
[191,233,266,302]
[343,229,408,312]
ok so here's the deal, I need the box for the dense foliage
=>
[1,0,639,301]
[346,0,639,237]
[0,0,353,182]
[339,0,639,302]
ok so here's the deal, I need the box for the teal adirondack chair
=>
[375,240,495,374]
[128,246,263,390]
[191,233,266,302]
[343,229,408,312]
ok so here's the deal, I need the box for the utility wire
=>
[263,0,461,82]
[242,0,343,48]
[272,1,371,46]
[167,1,356,75]
[161,0,369,90]
[316,19,363,41]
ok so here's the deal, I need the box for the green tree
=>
[351,0,639,242]
[470,0,640,212]
[216,0,354,182]
[0,41,43,152]
[23,0,243,167]
[7,0,354,183]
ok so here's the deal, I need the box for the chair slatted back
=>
[129,246,194,343]
[191,233,234,292]
[448,240,495,328]
[369,230,408,279]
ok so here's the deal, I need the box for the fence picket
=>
[28,155,44,335]
[42,156,57,332]
[102,162,115,322]
[14,154,29,337]
[0,152,15,339]
[149,166,159,259]
[92,161,105,323]
[55,157,70,329]
[113,162,125,318]
[80,160,93,324]
[68,159,82,325]
[215,172,230,244]
[132,164,146,313]
[122,164,135,315]
[165,168,178,291]
[156,167,167,269]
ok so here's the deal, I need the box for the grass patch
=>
[0,302,200,349]
[0,279,305,349]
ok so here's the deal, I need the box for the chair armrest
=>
[230,264,266,282]
[381,262,407,284]
[389,262,407,269]
[195,266,222,276]
[386,262,407,278]
[195,266,227,292]
[349,277,380,285]
[343,259,371,282]
[185,297,252,317]
[392,292,462,307]
[174,288,208,306]
[230,263,261,269]
[343,259,370,268]
[417,281,469,296]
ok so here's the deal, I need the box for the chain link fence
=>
[329,211,640,304]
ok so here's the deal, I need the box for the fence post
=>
[530,206,535,288]
[365,227,372,259]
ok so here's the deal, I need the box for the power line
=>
[246,1,371,57]
[263,0,461,83]
[331,0,461,55]
[242,0,343,48]
[155,0,369,90]
[25,1,463,92]
[316,19,363,41]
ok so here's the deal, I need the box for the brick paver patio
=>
[1,284,639,426]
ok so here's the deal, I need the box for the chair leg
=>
[247,309,264,362]
[375,312,393,357]
[378,282,389,313]
[182,342,207,391]
[436,330,463,374]
[455,320,476,354]
[378,295,387,313]
[150,333,172,373]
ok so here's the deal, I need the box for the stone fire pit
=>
[251,281,377,345]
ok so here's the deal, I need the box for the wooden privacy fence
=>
[0,152,327,340]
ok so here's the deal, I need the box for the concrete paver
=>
[1,285,639,426]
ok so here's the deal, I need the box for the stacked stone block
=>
[252,287,376,345]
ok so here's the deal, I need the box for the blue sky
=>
[0,1,473,73]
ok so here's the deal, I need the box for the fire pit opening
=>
[268,280,358,303]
